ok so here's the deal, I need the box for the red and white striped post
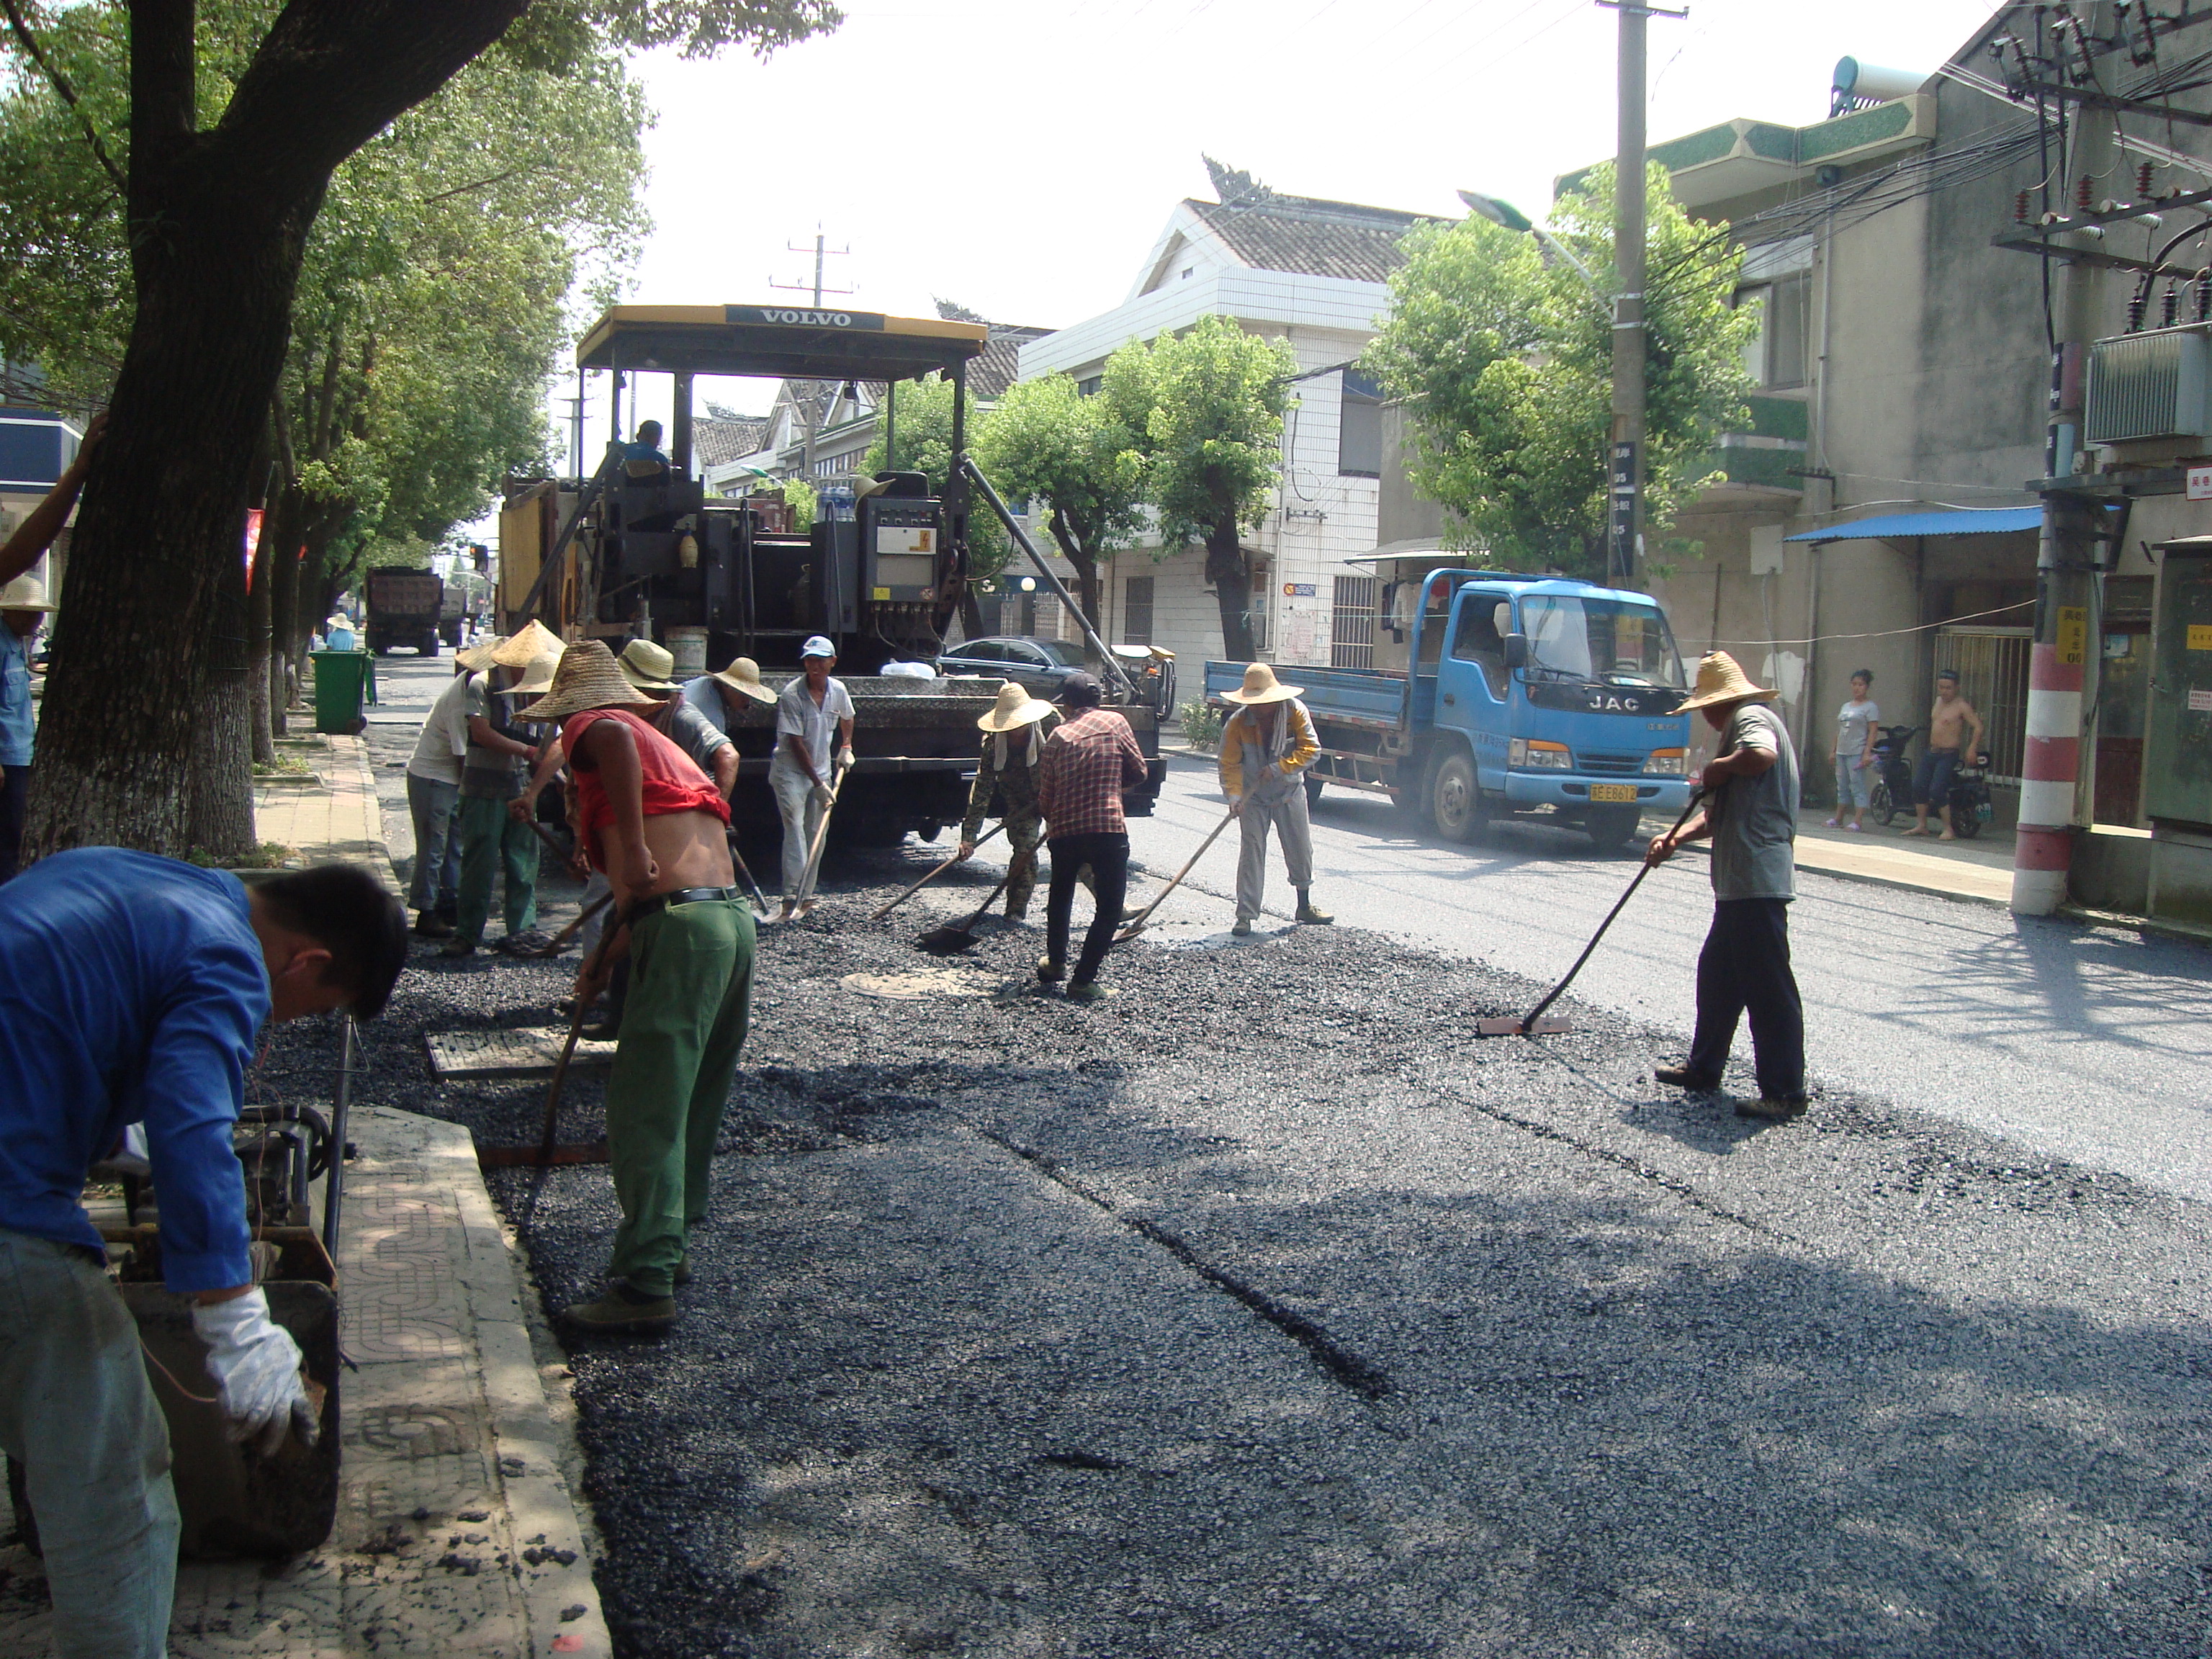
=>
[2012,492,2095,915]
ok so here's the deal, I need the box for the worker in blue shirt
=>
[623,418,670,475]
[0,850,406,1658]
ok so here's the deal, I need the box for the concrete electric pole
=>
[1601,0,1685,590]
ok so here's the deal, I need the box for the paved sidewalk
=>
[0,730,611,1658]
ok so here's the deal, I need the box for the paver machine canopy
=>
[539,303,992,675]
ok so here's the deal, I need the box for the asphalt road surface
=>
[351,652,2212,1655]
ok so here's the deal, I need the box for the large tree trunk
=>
[24,0,529,858]
[1047,510,1102,655]
[1204,522,1256,663]
[188,544,255,860]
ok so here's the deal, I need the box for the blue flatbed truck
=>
[1205,571,1694,851]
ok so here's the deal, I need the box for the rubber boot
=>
[1294,889,1334,925]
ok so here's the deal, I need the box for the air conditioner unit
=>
[2085,323,2212,446]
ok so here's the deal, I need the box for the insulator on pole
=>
[2017,190,2033,223]
[2140,161,2156,196]
[2164,284,2182,327]
[2077,174,2095,212]
[2197,270,2212,322]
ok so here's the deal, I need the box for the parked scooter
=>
[1867,723,1994,837]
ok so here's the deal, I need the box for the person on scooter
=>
[1906,669,1986,842]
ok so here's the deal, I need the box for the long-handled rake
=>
[1112,804,1238,943]
[1475,790,1705,1038]
[871,823,1005,922]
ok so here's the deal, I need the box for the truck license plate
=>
[1590,783,1638,802]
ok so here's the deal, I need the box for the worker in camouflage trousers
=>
[1220,662,1333,937]
[957,682,1059,920]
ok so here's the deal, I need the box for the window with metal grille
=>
[1331,574,1377,668]
[1123,575,1154,646]
[1936,628,2031,785]
[1339,371,1383,477]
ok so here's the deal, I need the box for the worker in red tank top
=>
[517,641,753,1334]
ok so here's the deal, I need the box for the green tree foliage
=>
[1134,315,1293,663]
[974,360,1150,640]
[1364,164,1754,580]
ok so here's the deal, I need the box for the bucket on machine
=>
[666,625,710,677]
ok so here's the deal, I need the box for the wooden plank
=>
[426,1028,619,1081]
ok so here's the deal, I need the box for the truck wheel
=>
[1427,749,1485,844]
[1585,804,1643,853]
[1304,774,1324,809]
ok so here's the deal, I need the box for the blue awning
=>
[1784,507,2041,543]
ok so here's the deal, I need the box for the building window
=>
[1339,370,1383,477]
[1331,574,1377,668]
[1124,575,1154,646]
[1076,375,1102,398]
[1738,274,1810,390]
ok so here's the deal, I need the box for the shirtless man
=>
[518,641,753,1334]
[1907,669,1987,841]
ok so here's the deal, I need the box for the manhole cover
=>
[840,968,984,1000]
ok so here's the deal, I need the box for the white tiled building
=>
[1017,167,1433,672]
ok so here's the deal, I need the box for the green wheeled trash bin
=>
[310,649,372,735]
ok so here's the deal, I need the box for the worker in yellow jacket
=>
[1218,662,1332,937]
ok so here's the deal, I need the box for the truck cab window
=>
[1449,595,1510,699]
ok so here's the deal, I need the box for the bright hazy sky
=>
[588,0,2002,436]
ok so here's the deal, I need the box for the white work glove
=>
[812,781,835,809]
[192,1288,318,1455]
[837,746,855,770]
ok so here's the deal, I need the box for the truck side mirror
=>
[1503,633,1529,669]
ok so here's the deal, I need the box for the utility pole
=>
[1599,0,1685,590]
[770,228,855,480]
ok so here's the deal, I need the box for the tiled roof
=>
[693,415,770,469]
[974,324,1053,398]
[1190,193,1434,284]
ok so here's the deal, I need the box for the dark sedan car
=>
[938,635,1177,716]
[935,635,1089,698]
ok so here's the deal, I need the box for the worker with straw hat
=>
[444,625,559,957]
[680,653,776,743]
[517,641,750,1334]
[1645,649,1806,1123]
[0,574,58,883]
[955,682,1061,921]
[1218,662,1331,936]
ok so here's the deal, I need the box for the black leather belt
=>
[628,886,743,922]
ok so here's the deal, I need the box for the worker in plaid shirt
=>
[1035,672,1146,1002]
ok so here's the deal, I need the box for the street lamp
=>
[1457,189,1604,299]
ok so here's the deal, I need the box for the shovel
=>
[488,903,630,1178]
[791,753,853,910]
[724,831,771,917]
[1112,804,1238,944]
[916,868,1017,955]
[871,822,1005,922]
[524,889,611,958]
[1475,790,1705,1038]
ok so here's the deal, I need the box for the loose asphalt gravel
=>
[255,812,2212,1657]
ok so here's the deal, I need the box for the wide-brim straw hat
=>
[455,635,505,671]
[1676,649,1777,713]
[618,637,680,693]
[710,655,776,706]
[1222,661,1303,705]
[516,638,657,722]
[490,619,562,668]
[977,680,1053,733]
[507,648,564,699]
[0,575,55,613]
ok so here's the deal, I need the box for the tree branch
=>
[419,161,544,204]
[0,0,127,198]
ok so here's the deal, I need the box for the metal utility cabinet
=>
[2144,538,2212,923]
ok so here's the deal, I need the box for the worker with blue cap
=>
[769,636,854,919]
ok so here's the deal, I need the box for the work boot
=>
[414,911,454,940]
[1232,919,1254,937]
[1653,1065,1721,1092]
[1005,898,1030,922]
[1736,1094,1808,1123]
[1294,890,1334,925]
[1035,956,1065,983]
[439,937,475,958]
[560,1284,675,1335]
[1064,981,1117,1004]
[579,1007,624,1043]
[500,929,554,956]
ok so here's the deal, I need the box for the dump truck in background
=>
[1207,571,1694,851]
[498,304,1164,847]
[362,567,444,657]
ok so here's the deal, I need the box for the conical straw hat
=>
[0,575,55,613]
[709,655,775,706]
[455,635,505,671]
[490,619,562,668]
[515,638,656,722]
[507,649,564,699]
[1221,662,1303,705]
[1676,649,1776,712]
[977,680,1053,732]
